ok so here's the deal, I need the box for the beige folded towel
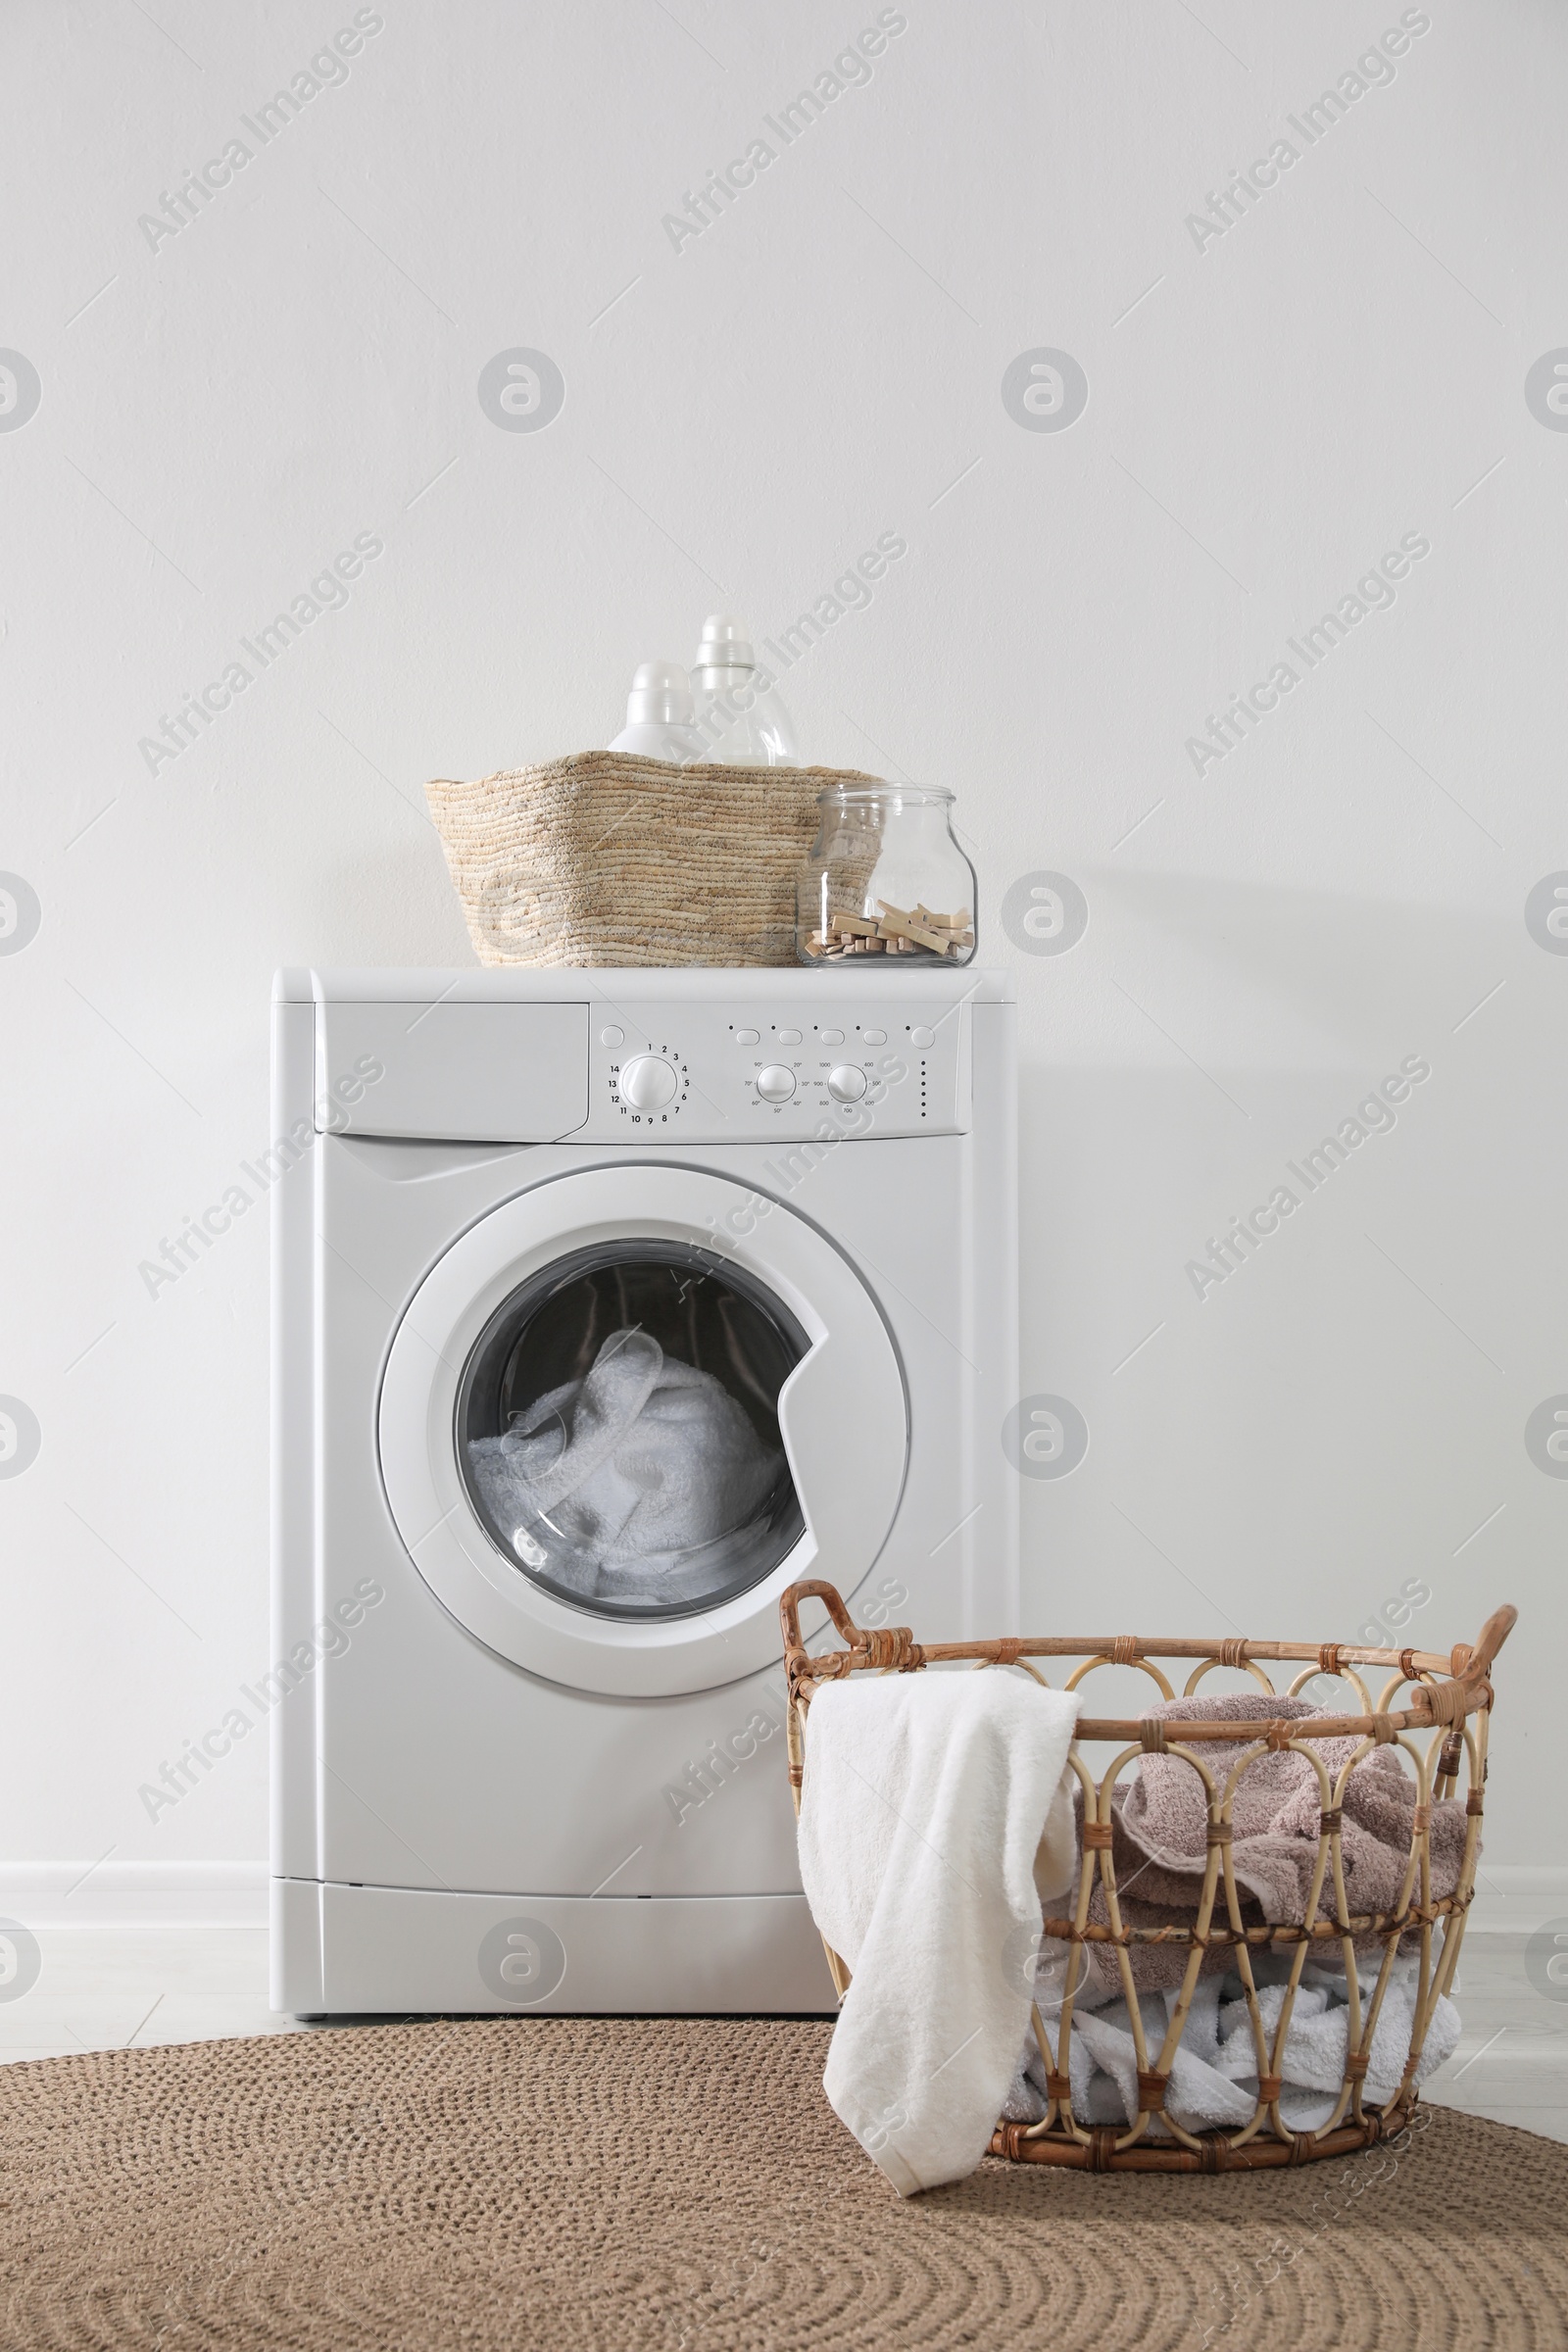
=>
[1081,1692,1468,1992]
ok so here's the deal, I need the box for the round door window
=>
[456,1241,808,1619]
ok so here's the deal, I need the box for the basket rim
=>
[779,1579,1515,1742]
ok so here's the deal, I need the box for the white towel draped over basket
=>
[796,1666,1081,2196]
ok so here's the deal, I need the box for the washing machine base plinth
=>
[270,1879,840,2017]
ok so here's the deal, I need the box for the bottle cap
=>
[625,661,697,724]
[695,613,755,673]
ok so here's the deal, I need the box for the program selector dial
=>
[619,1054,679,1110]
[755,1064,797,1103]
[827,1064,868,1102]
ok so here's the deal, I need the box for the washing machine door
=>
[378,1165,907,1695]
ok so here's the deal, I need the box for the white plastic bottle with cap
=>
[690,614,800,765]
[609,662,709,761]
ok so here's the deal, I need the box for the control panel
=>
[313,994,975,1145]
[585,1004,968,1142]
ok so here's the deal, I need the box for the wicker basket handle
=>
[1452,1602,1517,1688]
[779,1579,922,1699]
[779,1579,858,1662]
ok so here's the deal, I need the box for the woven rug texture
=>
[0,2018,1560,2350]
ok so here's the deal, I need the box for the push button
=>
[909,1025,936,1051]
[735,1028,760,1045]
[600,1026,624,1048]
[756,1065,796,1103]
[861,1028,886,1045]
[818,1028,844,1045]
[776,1028,803,1044]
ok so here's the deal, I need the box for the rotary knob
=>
[827,1064,868,1102]
[619,1054,678,1110]
[755,1064,797,1103]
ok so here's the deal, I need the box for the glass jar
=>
[798,784,977,967]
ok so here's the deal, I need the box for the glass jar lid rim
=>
[816,782,954,804]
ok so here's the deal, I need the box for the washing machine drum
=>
[458,1241,808,1620]
[378,1167,907,1696]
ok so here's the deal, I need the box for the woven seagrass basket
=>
[425,755,883,968]
[781,1579,1515,2175]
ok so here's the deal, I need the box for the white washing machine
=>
[270,966,1016,2015]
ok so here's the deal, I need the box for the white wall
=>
[2,0,1562,1904]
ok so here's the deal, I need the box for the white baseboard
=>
[1464,1868,1568,1938]
[0,1861,268,1928]
[2,1860,1561,1936]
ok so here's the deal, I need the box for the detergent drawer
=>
[315,1000,589,1142]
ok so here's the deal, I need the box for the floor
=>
[0,1920,1563,2143]
[1415,1932,1568,2143]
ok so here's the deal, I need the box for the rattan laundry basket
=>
[781,1579,1515,2175]
[425,755,884,968]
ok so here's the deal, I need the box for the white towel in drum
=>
[466,1328,781,1596]
[796,1666,1080,2195]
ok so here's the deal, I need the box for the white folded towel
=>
[796,1664,1080,2195]
[1003,1957,1460,2136]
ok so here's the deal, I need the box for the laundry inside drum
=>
[456,1242,808,1619]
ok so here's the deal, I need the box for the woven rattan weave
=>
[780,1580,1514,2175]
[425,755,884,967]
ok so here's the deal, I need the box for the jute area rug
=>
[0,2019,1560,2350]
